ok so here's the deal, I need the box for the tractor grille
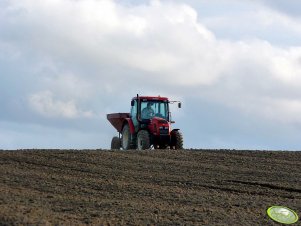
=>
[159,128,169,135]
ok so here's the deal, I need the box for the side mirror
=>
[178,102,181,108]
[131,100,134,106]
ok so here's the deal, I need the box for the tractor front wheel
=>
[111,136,121,150]
[137,130,150,150]
[171,130,183,149]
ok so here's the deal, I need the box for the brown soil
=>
[0,149,300,226]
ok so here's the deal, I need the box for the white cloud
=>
[38,70,94,100]
[199,1,301,47]
[28,91,93,119]
[268,48,301,85]
[3,0,220,85]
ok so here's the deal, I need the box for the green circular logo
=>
[267,206,299,224]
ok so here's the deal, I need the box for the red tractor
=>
[107,95,183,150]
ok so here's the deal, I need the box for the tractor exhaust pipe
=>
[136,94,142,123]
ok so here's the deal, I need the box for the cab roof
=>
[132,96,169,101]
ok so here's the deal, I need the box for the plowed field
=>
[0,149,300,225]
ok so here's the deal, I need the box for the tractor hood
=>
[151,117,168,124]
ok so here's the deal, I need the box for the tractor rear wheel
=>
[122,124,131,150]
[171,130,183,149]
[111,136,121,150]
[137,130,150,150]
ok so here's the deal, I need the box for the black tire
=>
[111,136,121,150]
[137,130,150,150]
[171,130,183,149]
[122,124,131,150]
[130,135,137,149]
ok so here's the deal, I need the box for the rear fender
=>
[123,118,135,134]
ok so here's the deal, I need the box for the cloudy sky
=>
[1,0,301,150]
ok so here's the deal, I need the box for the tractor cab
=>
[130,96,170,129]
